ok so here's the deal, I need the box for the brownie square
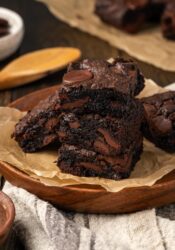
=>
[142,91,175,152]
[95,0,150,33]
[162,2,175,40]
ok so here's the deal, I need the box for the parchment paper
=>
[0,79,175,192]
[37,0,175,72]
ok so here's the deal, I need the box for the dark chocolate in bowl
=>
[0,192,15,246]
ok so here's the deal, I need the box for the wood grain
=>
[0,86,174,214]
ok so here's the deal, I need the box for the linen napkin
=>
[2,182,175,250]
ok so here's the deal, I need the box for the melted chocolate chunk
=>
[63,69,93,84]
[66,58,144,96]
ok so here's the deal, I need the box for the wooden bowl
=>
[0,85,175,214]
[0,192,15,245]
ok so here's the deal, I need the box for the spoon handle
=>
[0,71,47,90]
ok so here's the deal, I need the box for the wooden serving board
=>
[0,85,175,214]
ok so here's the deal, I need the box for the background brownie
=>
[142,91,175,152]
[95,0,173,40]
[162,2,175,40]
[95,0,150,34]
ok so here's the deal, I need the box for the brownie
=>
[13,58,144,180]
[162,2,175,40]
[13,91,62,152]
[142,91,175,152]
[57,107,143,180]
[148,0,167,22]
[95,0,150,33]
[58,141,143,180]
[64,58,145,96]
[58,109,143,155]
[95,0,174,40]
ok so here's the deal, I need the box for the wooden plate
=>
[0,85,175,214]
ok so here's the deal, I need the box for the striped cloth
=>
[2,182,175,250]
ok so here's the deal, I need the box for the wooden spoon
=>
[0,47,81,90]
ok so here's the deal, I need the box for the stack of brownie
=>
[13,58,145,180]
[95,0,175,40]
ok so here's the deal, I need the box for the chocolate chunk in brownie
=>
[142,91,175,152]
[95,0,150,33]
[58,107,143,155]
[58,137,143,180]
[13,91,62,152]
[57,93,143,180]
[162,2,175,40]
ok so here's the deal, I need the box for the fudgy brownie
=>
[57,108,143,180]
[95,0,174,40]
[13,58,144,180]
[162,2,175,40]
[64,58,145,96]
[142,91,175,152]
[58,140,143,180]
[95,0,150,33]
[13,91,62,152]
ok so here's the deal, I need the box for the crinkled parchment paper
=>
[37,0,175,71]
[0,79,175,192]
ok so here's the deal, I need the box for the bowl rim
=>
[0,7,24,42]
[0,191,15,237]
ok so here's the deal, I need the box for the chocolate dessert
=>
[58,109,143,180]
[95,0,150,34]
[13,58,144,180]
[13,58,144,153]
[162,2,175,40]
[142,91,175,152]
[95,0,175,40]
[148,0,167,22]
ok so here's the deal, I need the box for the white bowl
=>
[0,7,24,61]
